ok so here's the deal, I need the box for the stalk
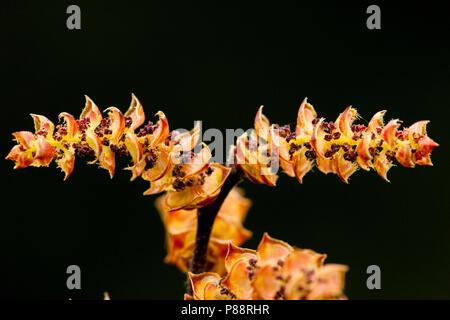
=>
[186,165,243,295]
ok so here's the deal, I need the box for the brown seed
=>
[331,143,340,153]
[102,138,110,146]
[289,143,300,156]
[172,179,185,191]
[124,116,133,128]
[305,150,316,160]
[324,150,334,158]
[286,132,296,143]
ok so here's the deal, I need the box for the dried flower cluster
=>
[6,94,231,211]
[237,98,439,184]
[187,233,348,300]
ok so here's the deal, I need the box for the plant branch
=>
[186,165,243,296]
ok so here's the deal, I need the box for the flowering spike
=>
[190,234,348,300]
[7,95,231,211]
[238,99,438,184]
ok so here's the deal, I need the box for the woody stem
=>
[186,165,243,296]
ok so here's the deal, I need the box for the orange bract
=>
[235,122,279,186]
[156,187,252,275]
[187,233,348,300]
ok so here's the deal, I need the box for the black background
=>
[1,1,449,300]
